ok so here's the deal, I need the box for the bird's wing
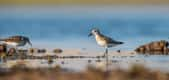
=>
[100,34,123,44]
[100,34,113,42]
[4,36,22,42]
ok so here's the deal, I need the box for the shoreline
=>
[1,51,169,72]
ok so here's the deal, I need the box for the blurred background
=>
[0,0,169,5]
[1,1,169,80]
[0,0,169,51]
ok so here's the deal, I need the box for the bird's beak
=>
[88,33,93,37]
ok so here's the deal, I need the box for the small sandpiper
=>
[88,28,124,56]
[89,28,124,71]
[0,35,32,47]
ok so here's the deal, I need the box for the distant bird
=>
[88,28,124,56]
[0,36,32,47]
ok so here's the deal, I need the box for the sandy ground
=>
[1,50,169,72]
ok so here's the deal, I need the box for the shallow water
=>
[1,52,169,72]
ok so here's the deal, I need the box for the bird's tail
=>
[118,41,124,44]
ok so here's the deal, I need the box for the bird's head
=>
[88,28,100,37]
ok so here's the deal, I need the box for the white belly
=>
[95,37,107,47]
[97,40,107,47]
[97,41,119,47]
[95,36,119,47]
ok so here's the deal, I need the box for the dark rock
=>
[96,59,101,62]
[48,58,53,64]
[37,49,46,53]
[61,61,65,65]
[135,40,169,55]
[53,49,63,54]
[18,49,28,53]
[29,48,35,53]
[88,60,92,63]
[117,50,121,53]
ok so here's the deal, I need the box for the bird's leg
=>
[103,48,108,57]
[106,48,109,71]
[15,47,18,54]
[14,46,19,57]
[104,48,109,72]
[106,48,108,56]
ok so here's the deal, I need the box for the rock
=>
[29,48,35,53]
[37,49,46,53]
[29,48,46,54]
[136,46,145,52]
[18,49,28,53]
[163,47,169,55]
[151,41,163,51]
[53,49,63,54]
[117,50,121,53]
[48,57,53,64]
[61,61,65,64]
[96,59,101,62]
[145,44,151,52]
[135,40,169,55]
[159,40,166,47]
[88,60,92,63]
[152,42,160,48]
